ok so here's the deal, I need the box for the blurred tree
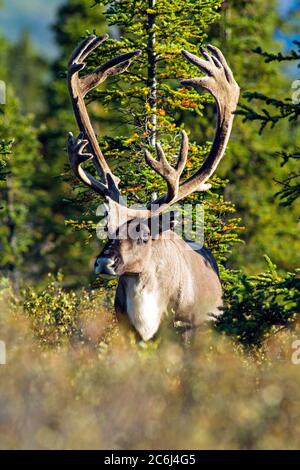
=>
[38,0,108,286]
[6,30,48,116]
[0,32,46,288]
[0,140,11,182]
[238,41,300,211]
[0,87,47,289]
[204,0,300,273]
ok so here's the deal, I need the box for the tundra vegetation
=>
[0,0,299,449]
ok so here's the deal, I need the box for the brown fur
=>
[96,226,222,341]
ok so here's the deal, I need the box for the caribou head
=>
[67,34,239,341]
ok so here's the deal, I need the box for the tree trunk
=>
[146,0,157,147]
[6,177,19,292]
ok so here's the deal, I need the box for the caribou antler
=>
[67,37,239,225]
[145,44,240,209]
[144,130,188,204]
[67,34,141,203]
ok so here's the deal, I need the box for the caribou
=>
[67,34,240,341]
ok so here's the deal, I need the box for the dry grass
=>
[0,282,300,450]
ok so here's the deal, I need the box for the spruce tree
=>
[73,0,242,266]
[0,140,11,181]
[6,30,48,116]
[39,0,107,285]
[206,0,300,273]
[238,42,300,210]
[0,87,46,287]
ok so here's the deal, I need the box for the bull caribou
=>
[67,34,240,341]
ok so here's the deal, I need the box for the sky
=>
[0,0,299,59]
[0,0,63,58]
[278,0,298,16]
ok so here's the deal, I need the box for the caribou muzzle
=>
[94,256,117,279]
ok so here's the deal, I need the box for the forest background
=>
[0,0,300,450]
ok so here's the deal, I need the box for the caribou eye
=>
[137,237,147,245]
[137,230,150,244]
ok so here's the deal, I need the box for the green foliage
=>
[275,156,300,207]
[0,139,11,181]
[238,41,300,209]
[6,30,48,116]
[23,272,83,345]
[253,43,300,64]
[205,0,300,273]
[90,0,221,159]
[93,0,220,130]
[38,0,108,286]
[23,272,117,348]
[218,257,300,346]
[0,87,47,282]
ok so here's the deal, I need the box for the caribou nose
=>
[94,257,117,278]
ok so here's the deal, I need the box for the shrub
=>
[22,273,117,348]
[217,256,300,346]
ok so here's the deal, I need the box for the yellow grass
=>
[0,283,300,450]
